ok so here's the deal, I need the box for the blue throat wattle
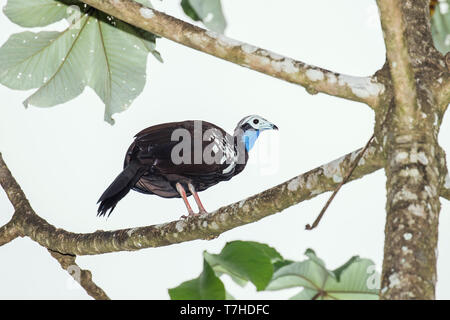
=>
[242,130,260,152]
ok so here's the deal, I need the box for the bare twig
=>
[305,134,376,230]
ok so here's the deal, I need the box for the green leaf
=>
[431,0,450,54]
[3,0,80,28]
[290,287,320,300]
[169,259,225,300]
[332,255,359,282]
[267,250,379,300]
[204,241,283,291]
[266,260,329,291]
[181,0,201,21]
[181,0,227,33]
[323,258,380,300]
[273,259,294,272]
[0,1,161,124]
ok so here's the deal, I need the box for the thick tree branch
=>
[48,250,110,300]
[377,0,443,300]
[0,218,20,247]
[1,142,384,256]
[77,0,385,108]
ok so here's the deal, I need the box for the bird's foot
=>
[180,211,201,220]
[180,210,209,219]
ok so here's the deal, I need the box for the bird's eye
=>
[253,119,259,125]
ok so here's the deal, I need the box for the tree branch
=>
[2,141,384,256]
[377,0,443,300]
[48,250,110,300]
[77,0,385,108]
[0,218,20,247]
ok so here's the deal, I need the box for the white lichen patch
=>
[241,44,257,54]
[287,177,302,191]
[388,273,401,288]
[306,69,324,82]
[326,73,337,84]
[403,233,412,241]
[210,222,219,230]
[337,75,385,99]
[395,151,409,164]
[410,150,428,165]
[305,174,322,195]
[399,168,420,179]
[268,51,284,61]
[424,185,435,197]
[323,158,344,182]
[271,58,299,74]
[175,220,186,232]
[444,174,450,189]
[140,7,154,19]
[127,227,138,237]
[202,221,208,228]
[396,135,413,144]
[206,31,242,47]
[393,189,418,203]
[408,204,426,218]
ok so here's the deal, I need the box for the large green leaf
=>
[3,0,79,27]
[181,0,227,33]
[431,0,450,54]
[323,259,379,300]
[169,259,225,300]
[1,0,161,124]
[267,250,380,300]
[204,241,283,291]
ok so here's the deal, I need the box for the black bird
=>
[97,115,278,217]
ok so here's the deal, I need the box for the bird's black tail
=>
[97,161,146,217]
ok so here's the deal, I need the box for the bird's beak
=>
[264,122,278,131]
[259,120,279,131]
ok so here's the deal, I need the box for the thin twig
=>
[305,134,375,230]
[306,104,394,230]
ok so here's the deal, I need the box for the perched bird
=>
[97,115,278,218]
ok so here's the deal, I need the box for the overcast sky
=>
[1,0,450,299]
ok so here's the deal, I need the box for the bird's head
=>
[234,115,278,152]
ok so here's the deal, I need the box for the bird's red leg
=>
[188,183,208,214]
[176,183,197,218]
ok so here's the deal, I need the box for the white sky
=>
[1,0,449,299]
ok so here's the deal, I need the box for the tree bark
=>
[377,0,448,299]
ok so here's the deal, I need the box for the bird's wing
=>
[125,121,239,177]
